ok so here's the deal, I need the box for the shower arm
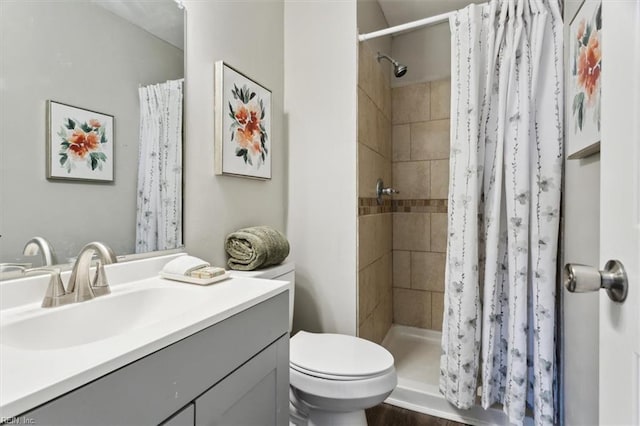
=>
[376,53,398,66]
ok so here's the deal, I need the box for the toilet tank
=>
[229,261,295,332]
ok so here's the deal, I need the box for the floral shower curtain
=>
[440,1,563,425]
[135,79,183,253]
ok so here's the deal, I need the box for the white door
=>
[599,1,640,424]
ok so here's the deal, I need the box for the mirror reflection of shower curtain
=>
[440,1,563,425]
[135,79,183,253]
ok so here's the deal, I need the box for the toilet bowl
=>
[230,262,397,426]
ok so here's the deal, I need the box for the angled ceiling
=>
[377,0,485,28]
[92,0,184,50]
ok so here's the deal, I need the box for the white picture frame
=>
[47,100,114,182]
[214,61,272,180]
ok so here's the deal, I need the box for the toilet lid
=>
[290,331,394,378]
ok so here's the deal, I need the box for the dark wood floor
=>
[366,403,469,426]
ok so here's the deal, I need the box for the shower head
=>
[394,63,408,78]
[377,53,407,78]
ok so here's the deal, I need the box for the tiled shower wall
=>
[391,78,451,331]
[357,41,452,338]
[357,42,393,344]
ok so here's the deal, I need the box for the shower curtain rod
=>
[358,10,454,42]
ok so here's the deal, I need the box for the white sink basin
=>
[0,253,290,420]
[1,287,199,351]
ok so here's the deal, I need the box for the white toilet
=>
[230,261,397,426]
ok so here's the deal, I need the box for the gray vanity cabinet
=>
[22,292,289,426]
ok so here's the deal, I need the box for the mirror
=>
[0,0,185,275]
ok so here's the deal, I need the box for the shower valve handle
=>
[376,179,399,205]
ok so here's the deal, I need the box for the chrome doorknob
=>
[564,260,628,303]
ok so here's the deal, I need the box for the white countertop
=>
[0,254,289,419]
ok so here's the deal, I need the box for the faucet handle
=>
[91,261,112,297]
[25,267,67,308]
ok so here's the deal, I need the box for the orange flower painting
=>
[228,83,268,167]
[215,61,271,179]
[48,101,113,181]
[57,116,108,172]
[571,1,601,134]
[47,100,114,182]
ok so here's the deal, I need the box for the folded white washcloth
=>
[162,255,210,276]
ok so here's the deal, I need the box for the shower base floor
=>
[381,325,511,426]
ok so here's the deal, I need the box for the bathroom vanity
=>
[0,254,290,425]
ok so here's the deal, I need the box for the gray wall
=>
[285,0,358,335]
[0,2,183,264]
[357,0,392,80]
[182,1,286,267]
[391,23,452,87]
[183,0,359,336]
[562,1,600,424]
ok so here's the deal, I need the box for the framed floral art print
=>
[214,61,272,180]
[568,0,602,159]
[46,100,114,182]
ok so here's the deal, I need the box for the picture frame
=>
[567,0,602,159]
[214,61,272,180]
[47,100,114,182]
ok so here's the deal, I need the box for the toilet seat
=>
[290,331,394,380]
[289,331,397,404]
[290,363,397,405]
[289,363,394,381]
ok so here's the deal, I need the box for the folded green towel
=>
[224,226,290,271]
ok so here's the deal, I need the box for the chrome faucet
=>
[66,242,118,303]
[34,241,117,307]
[23,237,58,266]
